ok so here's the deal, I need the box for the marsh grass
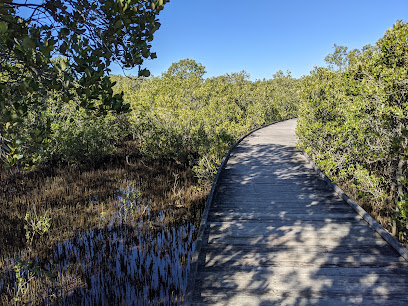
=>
[0,141,209,304]
[328,178,396,243]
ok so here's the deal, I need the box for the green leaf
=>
[115,20,122,29]
[138,68,150,77]
[0,21,8,34]
[22,37,36,50]
[60,58,68,71]
[85,68,91,78]
[60,28,70,37]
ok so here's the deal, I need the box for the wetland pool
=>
[1,184,200,305]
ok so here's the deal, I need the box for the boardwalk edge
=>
[183,118,291,305]
[302,151,408,262]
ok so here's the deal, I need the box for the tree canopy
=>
[0,0,168,167]
[163,58,207,80]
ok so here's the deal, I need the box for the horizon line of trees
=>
[2,54,301,182]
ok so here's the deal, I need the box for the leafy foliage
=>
[0,0,168,167]
[297,21,408,241]
[113,60,300,181]
[24,211,51,245]
[49,107,121,165]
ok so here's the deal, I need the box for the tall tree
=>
[163,58,206,80]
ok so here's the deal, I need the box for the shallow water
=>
[1,185,197,304]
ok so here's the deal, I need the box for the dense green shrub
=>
[297,21,408,241]
[114,60,300,181]
[49,111,120,165]
[1,96,122,168]
[2,58,299,179]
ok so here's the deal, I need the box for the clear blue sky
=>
[115,0,408,80]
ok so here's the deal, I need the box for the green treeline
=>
[3,0,406,247]
[296,21,408,242]
[2,58,299,182]
[112,60,299,180]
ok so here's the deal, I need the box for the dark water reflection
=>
[55,223,195,304]
[1,186,197,305]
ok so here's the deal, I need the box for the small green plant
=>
[2,139,24,170]
[193,154,219,183]
[13,258,57,303]
[24,211,51,245]
[117,185,148,220]
[13,259,35,302]
[396,194,408,240]
[99,202,107,223]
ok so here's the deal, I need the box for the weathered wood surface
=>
[190,119,408,305]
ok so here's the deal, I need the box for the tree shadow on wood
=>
[191,142,408,305]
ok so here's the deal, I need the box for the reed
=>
[0,140,209,304]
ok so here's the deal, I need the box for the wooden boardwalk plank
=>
[188,119,408,305]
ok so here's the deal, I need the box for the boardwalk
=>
[188,119,408,305]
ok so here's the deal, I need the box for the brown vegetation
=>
[0,141,209,304]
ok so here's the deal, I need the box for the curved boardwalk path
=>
[189,119,408,305]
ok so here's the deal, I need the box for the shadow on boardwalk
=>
[191,139,408,305]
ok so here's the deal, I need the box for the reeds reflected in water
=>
[1,185,198,305]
